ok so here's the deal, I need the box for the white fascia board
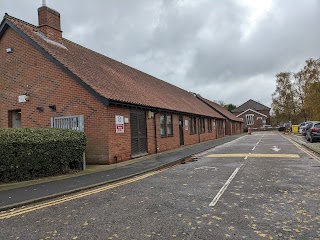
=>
[236,109,267,118]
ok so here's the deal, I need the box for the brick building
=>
[0,5,242,164]
[196,95,243,135]
[232,99,270,129]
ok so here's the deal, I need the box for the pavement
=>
[0,134,246,211]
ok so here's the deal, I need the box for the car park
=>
[305,121,320,143]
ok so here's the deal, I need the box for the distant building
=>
[232,99,270,129]
[195,95,243,135]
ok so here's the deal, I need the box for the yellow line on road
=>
[283,136,320,162]
[206,153,300,158]
[0,167,170,220]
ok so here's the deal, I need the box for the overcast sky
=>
[1,0,320,107]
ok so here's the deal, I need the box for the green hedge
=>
[0,128,86,182]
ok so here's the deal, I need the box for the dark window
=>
[200,118,205,134]
[160,114,166,137]
[160,113,173,137]
[8,110,22,128]
[167,114,173,136]
[208,118,212,133]
[190,117,197,135]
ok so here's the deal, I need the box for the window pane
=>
[160,114,165,124]
[160,126,166,136]
[167,125,172,135]
[167,115,172,124]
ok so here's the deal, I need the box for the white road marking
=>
[252,134,265,151]
[210,133,267,207]
[271,146,281,152]
[194,166,217,170]
[209,167,240,207]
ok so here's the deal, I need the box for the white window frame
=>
[246,114,254,125]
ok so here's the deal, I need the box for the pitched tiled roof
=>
[232,99,270,113]
[2,14,225,119]
[196,95,243,122]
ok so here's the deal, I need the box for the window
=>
[199,118,205,134]
[8,110,22,128]
[190,117,197,135]
[208,118,212,132]
[167,114,173,136]
[160,113,173,137]
[160,114,166,137]
[246,114,254,125]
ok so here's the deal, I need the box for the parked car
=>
[305,121,320,143]
[299,121,311,135]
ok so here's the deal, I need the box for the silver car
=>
[299,121,311,135]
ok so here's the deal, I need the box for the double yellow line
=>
[0,167,169,220]
[283,135,320,162]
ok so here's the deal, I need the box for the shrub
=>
[0,128,86,182]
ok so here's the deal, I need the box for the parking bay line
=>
[209,167,240,207]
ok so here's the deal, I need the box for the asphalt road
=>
[1,132,319,239]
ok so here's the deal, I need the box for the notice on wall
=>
[18,95,27,103]
[115,115,124,133]
[185,119,189,131]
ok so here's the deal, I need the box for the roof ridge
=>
[4,14,37,29]
[232,99,270,113]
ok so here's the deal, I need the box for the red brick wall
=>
[103,111,221,163]
[104,107,132,164]
[199,118,217,142]
[182,116,200,146]
[0,27,108,164]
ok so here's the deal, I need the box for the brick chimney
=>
[37,3,62,43]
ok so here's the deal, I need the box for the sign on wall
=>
[115,115,124,133]
[18,95,28,103]
[185,120,189,130]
